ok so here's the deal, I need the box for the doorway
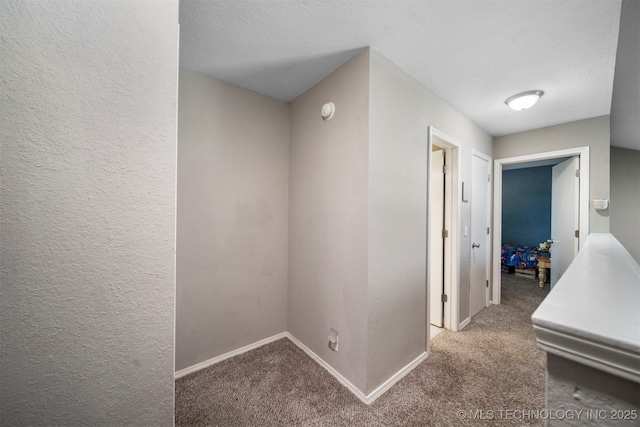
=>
[427,127,460,347]
[492,147,590,304]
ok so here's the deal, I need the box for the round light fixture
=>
[505,90,544,111]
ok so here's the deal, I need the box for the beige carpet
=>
[176,273,549,426]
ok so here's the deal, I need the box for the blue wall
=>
[502,166,552,247]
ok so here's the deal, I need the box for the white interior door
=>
[429,149,445,327]
[470,153,490,318]
[550,156,580,288]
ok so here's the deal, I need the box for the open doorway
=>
[427,127,460,348]
[492,147,590,304]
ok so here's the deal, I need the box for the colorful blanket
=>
[501,244,550,268]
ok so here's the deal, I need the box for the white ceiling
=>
[180,0,625,139]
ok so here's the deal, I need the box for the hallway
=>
[176,274,549,426]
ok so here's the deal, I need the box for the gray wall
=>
[546,354,639,426]
[494,116,611,233]
[610,147,640,263]
[288,50,370,393]
[0,1,178,424]
[176,68,289,371]
[367,50,493,393]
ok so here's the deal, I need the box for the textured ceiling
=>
[180,0,623,138]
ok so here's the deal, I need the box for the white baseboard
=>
[283,333,370,404]
[275,333,429,405]
[175,331,429,405]
[364,351,429,404]
[174,332,288,379]
[459,317,471,330]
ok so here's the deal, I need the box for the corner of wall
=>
[287,49,371,394]
[176,68,290,372]
[367,49,493,394]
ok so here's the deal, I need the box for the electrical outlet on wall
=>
[328,328,339,351]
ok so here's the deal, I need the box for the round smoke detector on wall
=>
[321,102,335,121]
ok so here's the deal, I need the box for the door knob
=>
[472,243,480,248]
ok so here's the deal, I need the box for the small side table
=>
[538,256,551,288]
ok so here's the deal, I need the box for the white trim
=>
[492,147,590,305]
[449,146,460,332]
[427,127,461,336]
[459,317,471,330]
[365,351,429,404]
[175,331,430,405]
[287,333,428,405]
[174,332,288,379]
[533,325,639,383]
[532,233,640,383]
[284,333,369,403]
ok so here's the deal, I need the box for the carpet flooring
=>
[175,273,550,426]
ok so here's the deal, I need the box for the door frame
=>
[492,146,590,304]
[427,126,461,348]
[471,149,493,311]
[429,148,446,328]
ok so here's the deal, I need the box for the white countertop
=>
[532,233,640,383]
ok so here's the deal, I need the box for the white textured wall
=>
[494,116,611,233]
[0,1,178,425]
[288,50,370,393]
[176,68,289,371]
[610,147,640,263]
[368,50,493,393]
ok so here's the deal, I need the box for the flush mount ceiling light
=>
[505,90,544,111]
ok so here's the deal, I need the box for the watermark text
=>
[455,409,638,421]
